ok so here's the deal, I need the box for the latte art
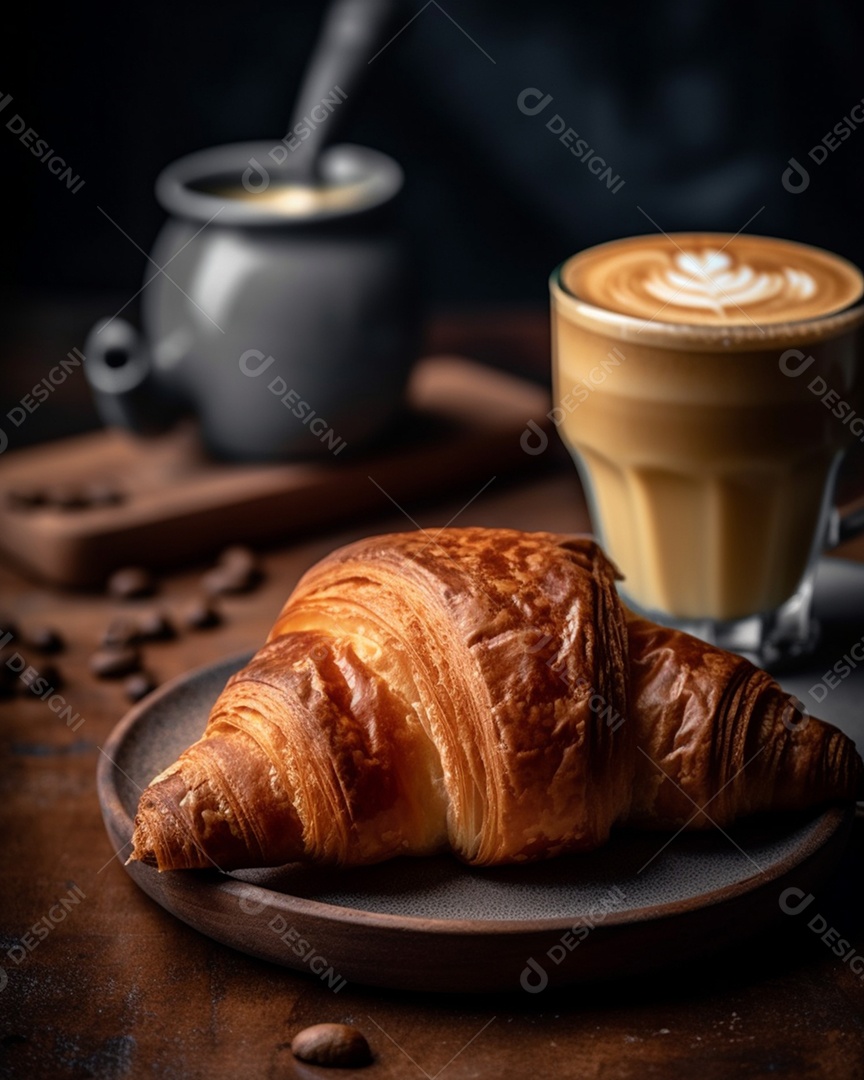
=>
[641,249,816,316]
[562,233,864,327]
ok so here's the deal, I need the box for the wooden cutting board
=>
[0,355,554,588]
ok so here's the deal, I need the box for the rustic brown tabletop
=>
[2,311,864,1079]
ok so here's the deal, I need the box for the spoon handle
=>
[283,0,399,183]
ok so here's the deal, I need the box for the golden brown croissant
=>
[129,529,862,872]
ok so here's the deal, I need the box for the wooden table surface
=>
[2,313,864,1079]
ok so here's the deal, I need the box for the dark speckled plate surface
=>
[97,557,864,993]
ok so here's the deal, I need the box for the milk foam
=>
[562,233,864,329]
[641,249,816,316]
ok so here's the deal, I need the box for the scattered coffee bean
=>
[44,485,89,511]
[9,660,63,695]
[291,1024,372,1069]
[10,482,125,512]
[203,562,262,595]
[219,545,258,573]
[124,672,156,703]
[89,646,141,679]
[200,545,262,595]
[7,489,45,510]
[0,664,17,697]
[35,663,62,691]
[102,618,141,648]
[108,567,156,600]
[201,568,240,596]
[136,609,175,642]
[84,483,124,507]
[22,626,64,655]
[183,598,221,630]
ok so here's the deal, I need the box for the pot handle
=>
[84,318,184,436]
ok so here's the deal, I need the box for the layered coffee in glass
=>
[551,233,864,664]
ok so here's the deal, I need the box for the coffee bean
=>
[22,626,64,655]
[89,647,141,679]
[201,546,262,595]
[107,567,156,600]
[0,663,17,697]
[7,489,45,510]
[201,565,259,596]
[183,599,221,630]
[136,610,175,642]
[36,664,62,691]
[201,568,236,596]
[85,483,124,507]
[0,641,62,693]
[219,545,258,573]
[102,618,141,648]
[291,1024,372,1068]
[124,672,156,703]
[44,485,88,511]
[9,661,63,695]
[0,644,18,667]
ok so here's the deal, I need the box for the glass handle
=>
[828,504,864,549]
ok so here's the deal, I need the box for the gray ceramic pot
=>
[85,140,418,461]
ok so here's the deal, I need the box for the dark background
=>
[3,0,864,440]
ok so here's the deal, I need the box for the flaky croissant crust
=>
[130,529,862,872]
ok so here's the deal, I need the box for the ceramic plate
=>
[97,557,864,993]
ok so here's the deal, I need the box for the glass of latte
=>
[550,233,864,665]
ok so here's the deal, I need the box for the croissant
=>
[129,529,862,872]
